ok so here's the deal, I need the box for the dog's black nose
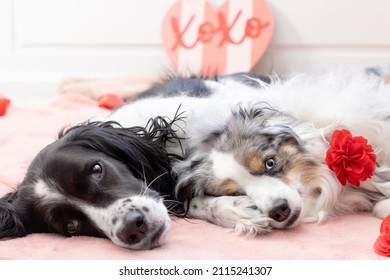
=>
[118,210,147,244]
[269,198,291,222]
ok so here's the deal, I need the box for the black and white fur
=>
[0,121,180,250]
[108,66,390,235]
[2,66,390,249]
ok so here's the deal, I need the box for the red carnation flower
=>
[97,93,124,110]
[374,215,390,257]
[325,129,376,186]
[0,96,10,116]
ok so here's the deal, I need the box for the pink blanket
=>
[0,94,386,259]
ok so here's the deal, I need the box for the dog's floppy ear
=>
[261,125,302,147]
[0,191,27,239]
[234,105,303,147]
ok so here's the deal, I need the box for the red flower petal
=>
[374,215,390,257]
[0,97,11,116]
[97,93,124,110]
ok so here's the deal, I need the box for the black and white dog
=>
[0,120,181,250]
[2,67,390,250]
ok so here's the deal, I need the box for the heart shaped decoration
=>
[162,0,274,76]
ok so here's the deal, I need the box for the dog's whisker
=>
[163,199,183,205]
[144,172,169,193]
[139,162,149,196]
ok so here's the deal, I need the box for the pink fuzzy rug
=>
[0,94,387,259]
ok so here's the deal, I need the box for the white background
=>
[0,260,388,279]
[1,0,390,99]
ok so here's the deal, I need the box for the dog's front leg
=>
[186,195,272,236]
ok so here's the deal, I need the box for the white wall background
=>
[1,0,390,98]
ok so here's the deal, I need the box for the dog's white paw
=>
[373,198,390,219]
[226,196,272,236]
[188,195,272,236]
[233,216,272,237]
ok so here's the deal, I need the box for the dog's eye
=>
[265,158,275,171]
[65,219,80,235]
[90,163,103,179]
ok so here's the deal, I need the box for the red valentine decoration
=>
[161,0,273,76]
[0,97,11,116]
[97,93,124,110]
[374,214,390,257]
[325,129,376,186]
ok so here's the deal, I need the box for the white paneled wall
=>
[258,0,390,73]
[1,0,390,97]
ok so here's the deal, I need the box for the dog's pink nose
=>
[269,198,291,222]
[117,210,147,244]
